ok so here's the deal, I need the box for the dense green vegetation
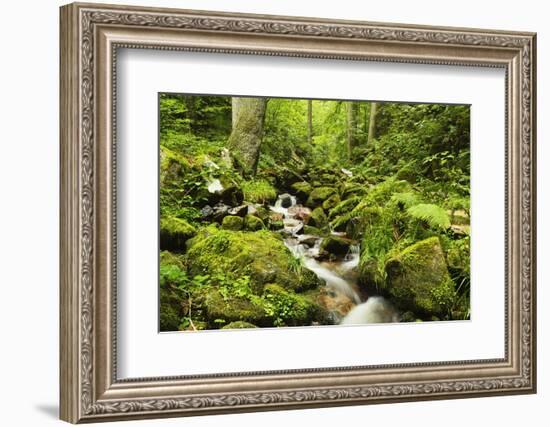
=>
[159,94,470,332]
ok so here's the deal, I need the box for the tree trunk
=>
[228,97,268,176]
[346,101,359,159]
[307,100,313,144]
[367,102,378,145]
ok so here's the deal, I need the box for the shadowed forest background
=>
[159,94,471,332]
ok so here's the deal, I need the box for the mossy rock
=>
[446,236,470,275]
[221,321,258,330]
[219,185,244,206]
[244,214,264,231]
[160,250,186,270]
[322,194,341,211]
[160,216,196,252]
[303,225,324,236]
[203,289,268,327]
[186,228,320,293]
[159,146,192,186]
[306,186,337,208]
[385,237,455,318]
[262,284,320,327]
[221,215,244,231]
[159,259,188,332]
[309,207,329,230]
[291,181,313,202]
[320,236,350,258]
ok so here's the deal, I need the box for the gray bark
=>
[367,102,378,146]
[346,101,359,159]
[228,97,268,176]
[307,100,313,144]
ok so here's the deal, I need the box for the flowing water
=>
[269,193,399,325]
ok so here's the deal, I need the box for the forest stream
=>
[269,193,399,325]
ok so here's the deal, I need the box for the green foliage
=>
[241,179,277,203]
[158,93,471,329]
[406,203,451,229]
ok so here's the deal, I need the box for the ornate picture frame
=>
[60,2,536,423]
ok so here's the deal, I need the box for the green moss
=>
[322,194,341,211]
[446,236,470,275]
[160,250,186,270]
[221,321,258,329]
[159,146,192,185]
[221,215,244,231]
[309,207,329,230]
[306,186,337,208]
[241,179,277,203]
[303,225,324,236]
[203,289,268,327]
[320,236,350,258]
[160,216,196,252]
[186,228,320,293]
[244,214,264,231]
[385,237,455,318]
[262,284,318,327]
[291,181,312,201]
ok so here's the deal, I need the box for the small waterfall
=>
[270,194,297,218]
[207,178,223,193]
[340,296,400,325]
[269,192,365,317]
[302,257,361,304]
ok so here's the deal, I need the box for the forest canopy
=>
[158,93,470,332]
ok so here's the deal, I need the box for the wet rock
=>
[298,235,319,247]
[309,207,329,229]
[306,186,337,208]
[385,236,455,318]
[279,193,294,208]
[290,181,312,202]
[200,205,214,220]
[320,236,351,258]
[228,204,248,217]
[288,205,312,222]
[159,216,196,252]
[212,203,231,222]
[220,185,244,206]
[221,215,243,231]
[244,214,265,231]
[269,212,284,222]
[322,194,341,211]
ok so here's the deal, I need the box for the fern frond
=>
[407,203,451,229]
[391,191,421,208]
[329,196,361,219]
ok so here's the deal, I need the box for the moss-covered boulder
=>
[160,146,191,186]
[320,236,351,258]
[306,186,337,208]
[303,225,324,236]
[221,321,258,330]
[291,181,313,202]
[308,207,329,229]
[221,215,244,231]
[159,255,188,331]
[322,194,341,211]
[244,214,264,231]
[262,284,321,327]
[160,216,196,252]
[220,185,244,206]
[186,227,320,293]
[385,237,455,318]
[203,289,268,327]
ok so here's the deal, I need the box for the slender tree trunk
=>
[367,102,378,145]
[228,97,268,176]
[307,100,313,144]
[346,101,359,160]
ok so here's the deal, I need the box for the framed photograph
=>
[60,2,537,423]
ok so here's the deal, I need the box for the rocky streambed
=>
[269,193,399,325]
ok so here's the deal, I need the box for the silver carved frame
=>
[59,2,537,423]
